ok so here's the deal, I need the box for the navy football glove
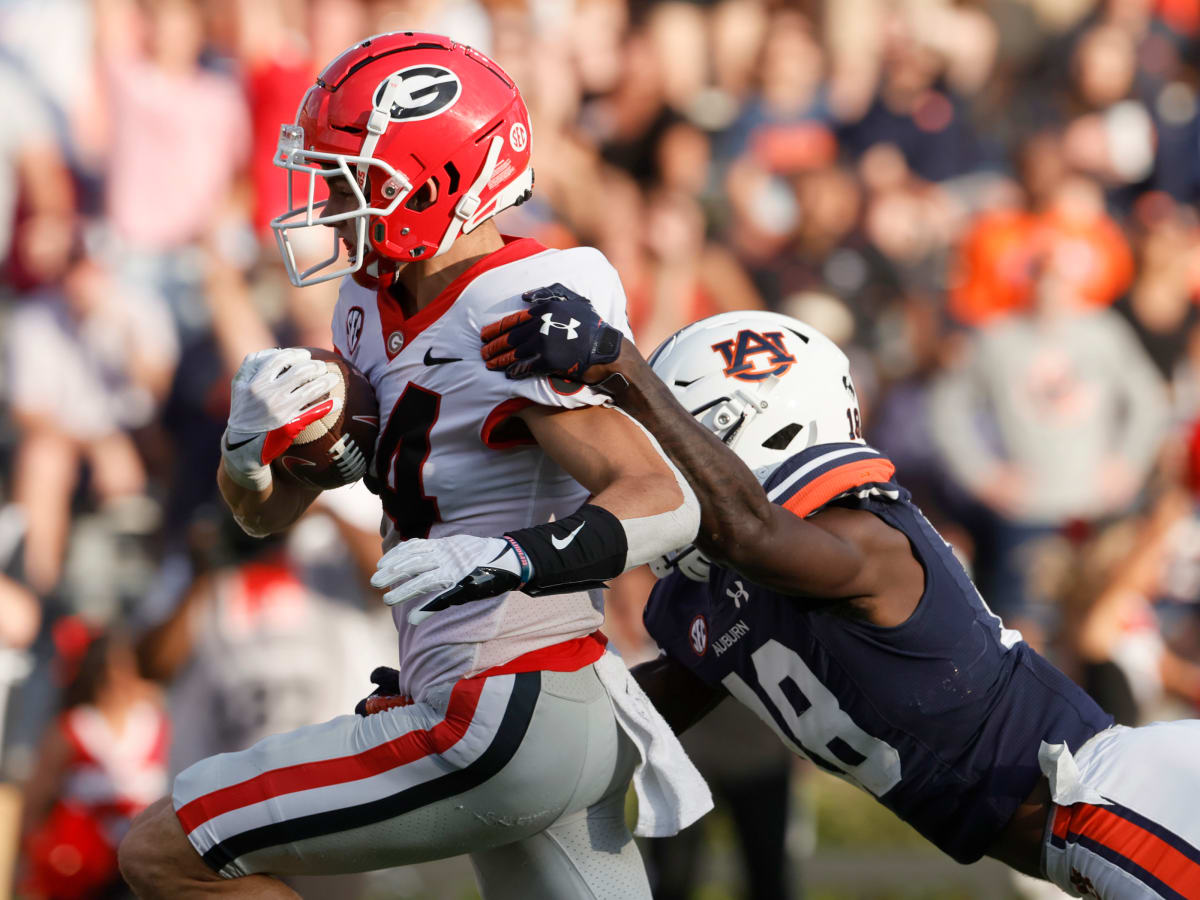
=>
[480,283,622,382]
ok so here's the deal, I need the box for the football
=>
[271,348,379,490]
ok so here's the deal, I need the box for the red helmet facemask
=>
[271,33,534,287]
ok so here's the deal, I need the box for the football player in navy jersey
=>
[477,289,1200,900]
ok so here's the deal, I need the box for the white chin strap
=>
[435,134,504,258]
[358,75,405,186]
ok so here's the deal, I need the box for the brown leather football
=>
[271,348,379,490]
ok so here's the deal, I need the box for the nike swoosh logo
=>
[551,522,585,550]
[223,434,256,451]
[423,349,463,366]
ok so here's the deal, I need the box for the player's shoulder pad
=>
[763,443,899,519]
[534,246,625,313]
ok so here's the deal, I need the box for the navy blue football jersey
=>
[644,443,1113,864]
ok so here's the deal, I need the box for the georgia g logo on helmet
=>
[373,65,462,122]
[711,330,798,382]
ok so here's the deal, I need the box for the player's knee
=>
[119,797,208,896]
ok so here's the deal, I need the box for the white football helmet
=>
[647,311,861,581]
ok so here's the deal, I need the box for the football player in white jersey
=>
[480,293,1200,900]
[118,32,709,899]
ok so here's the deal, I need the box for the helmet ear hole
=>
[405,177,440,212]
[762,422,802,450]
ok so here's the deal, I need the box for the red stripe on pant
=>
[176,676,488,834]
[1053,804,1200,897]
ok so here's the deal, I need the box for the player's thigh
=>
[289,665,641,882]
[172,667,631,879]
[1044,721,1200,898]
[470,730,648,900]
[1073,721,1200,843]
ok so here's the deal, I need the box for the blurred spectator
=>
[19,619,166,900]
[626,188,764,350]
[136,483,387,776]
[1113,198,1200,390]
[930,248,1168,636]
[716,10,836,171]
[950,167,1134,326]
[1073,419,1200,724]
[231,0,369,239]
[1061,24,1156,198]
[746,161,906,321]
[5,232,178,597]
[95,0,250,335]
[836,2,998,182]
[0,61,76,290]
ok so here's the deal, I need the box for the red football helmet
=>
[271,32,534,287]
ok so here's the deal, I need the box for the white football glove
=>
[221,348,340,491]
[371,534,526,625]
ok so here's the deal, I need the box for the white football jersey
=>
[331,237,634,697]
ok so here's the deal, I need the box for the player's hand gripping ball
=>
[480,283,622,382]
[221,347,378,492]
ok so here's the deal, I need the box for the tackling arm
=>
[630,654,728,734]
[479,292,874,599]
[584,345,871,597]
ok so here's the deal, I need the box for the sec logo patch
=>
[346,306,364,355]
[689,615,708,656]
[509,122,528,152]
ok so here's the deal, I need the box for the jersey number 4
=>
[723,639,902,798]
[371,385,442,540]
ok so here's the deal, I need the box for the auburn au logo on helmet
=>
[711,330,798,381]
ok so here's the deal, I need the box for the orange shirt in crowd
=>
[949,208,1134,327]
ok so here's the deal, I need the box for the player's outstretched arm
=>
[481,292,873,599]
[577,344,876,598]
[217,348,334,537]
[630,654,727,734]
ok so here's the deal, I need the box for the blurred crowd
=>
[2,0,1200,897]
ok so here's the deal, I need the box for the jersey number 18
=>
[723,639,902,798]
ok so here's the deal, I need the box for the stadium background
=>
[1,0,1199,897]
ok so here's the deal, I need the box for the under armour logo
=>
[726,580,749,608]
[540,313,580,340]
